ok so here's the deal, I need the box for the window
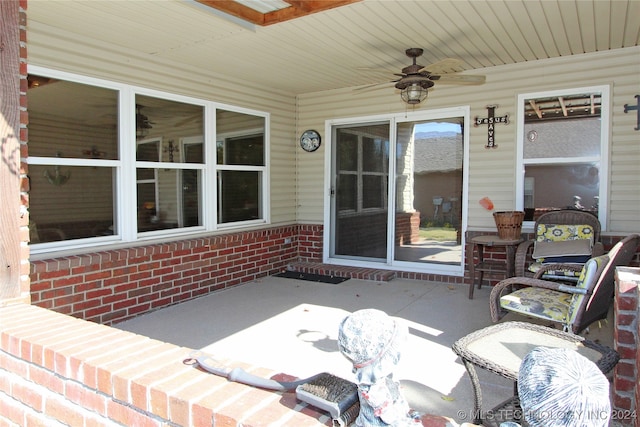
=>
[135,94,205,232]
[27,77,119,244]
[516,86,609,226]
[27,67,269,253]
[216,109,266,224]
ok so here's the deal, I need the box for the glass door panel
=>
[332,123,390,260]
[394,120,463,265]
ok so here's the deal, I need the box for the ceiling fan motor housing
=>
[394,75,434,90]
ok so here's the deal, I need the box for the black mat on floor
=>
[274,271,349,284]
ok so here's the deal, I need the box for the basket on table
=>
[493,211,524,240]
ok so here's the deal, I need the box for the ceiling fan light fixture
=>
[136,104,153,138]
[401,83,428,105]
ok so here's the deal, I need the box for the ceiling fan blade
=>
[431,74,486,85]
[175,114,200,127]
[423,58,463,74]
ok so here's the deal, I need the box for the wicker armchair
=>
[514,209,604,280]
[490,234,640,334]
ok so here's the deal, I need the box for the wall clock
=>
[300,129,321,152]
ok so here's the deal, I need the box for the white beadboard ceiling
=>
[26,0,640,96]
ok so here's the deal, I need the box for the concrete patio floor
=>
[115,274,615,425]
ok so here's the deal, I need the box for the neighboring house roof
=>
[414,133,463,174]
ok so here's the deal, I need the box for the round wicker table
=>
[451,321,619,426]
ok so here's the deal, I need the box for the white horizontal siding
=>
[27,22,298,226]
[297,47,640,232]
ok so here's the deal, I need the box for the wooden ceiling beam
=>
[196,0,361,26]
[529,100,543,119]
[196,1,265,25]
[558,96,568,116]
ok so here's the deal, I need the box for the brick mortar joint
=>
[1,304,313,427]
[1,349,167,424]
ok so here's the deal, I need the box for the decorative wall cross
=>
[474,105,509,148]
[164,139,177,162]
[623,94,640,131]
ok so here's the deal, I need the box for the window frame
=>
[334,128,389,216]
[324,106,470,276]
[515,85,610,230]
[28,65,270,256]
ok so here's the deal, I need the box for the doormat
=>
[274,271,349,284]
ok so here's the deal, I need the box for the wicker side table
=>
[451,322,619,426]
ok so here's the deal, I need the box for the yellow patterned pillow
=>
[533,224,594,264]
[536,224,595,243]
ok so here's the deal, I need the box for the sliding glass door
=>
[328,108,468,274]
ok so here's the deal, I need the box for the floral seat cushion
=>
[501,255,607,330]
[500,287,572,323]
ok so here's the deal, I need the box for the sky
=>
[415,122,460,134]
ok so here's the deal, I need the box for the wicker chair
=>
[514,209,604,281]
[490,234,640,334]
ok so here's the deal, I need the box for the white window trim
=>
[27,65,270,257]
[323,106,470,276]
[515,85,610,231]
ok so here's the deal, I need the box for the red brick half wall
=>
[30,226,299,325]
[0,304,330,426]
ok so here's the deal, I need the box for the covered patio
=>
[1,0,639,426]
[114,273,616,425]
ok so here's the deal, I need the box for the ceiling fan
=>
[360,48,486,104]
[136,104,154,137]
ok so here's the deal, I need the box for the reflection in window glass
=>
[333,123,390,259]
[524,118,601,159]
[524,163,600,212]
[135,95,204,161]
[27,70,269,250]
[136,169,202,231]
[337,175,357,211]
[216,109,265,224]
[363,137,385,172]
[337,133,358,171]
[363,175,385,209]
[394,119,464,265]
[225,134,264,166]
[522,91,603,221]
[217,110,265,166]
[137,140,160,162]
[218,171,261,223]
[134,94,206,232]
[27,76,119,159]
[28,165,116,243]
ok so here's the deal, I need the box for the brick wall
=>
[296,224,323,262]
[613,266,640,425]
[0,303,330,426]
[395,212,421,246]
[30,226,298,324]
